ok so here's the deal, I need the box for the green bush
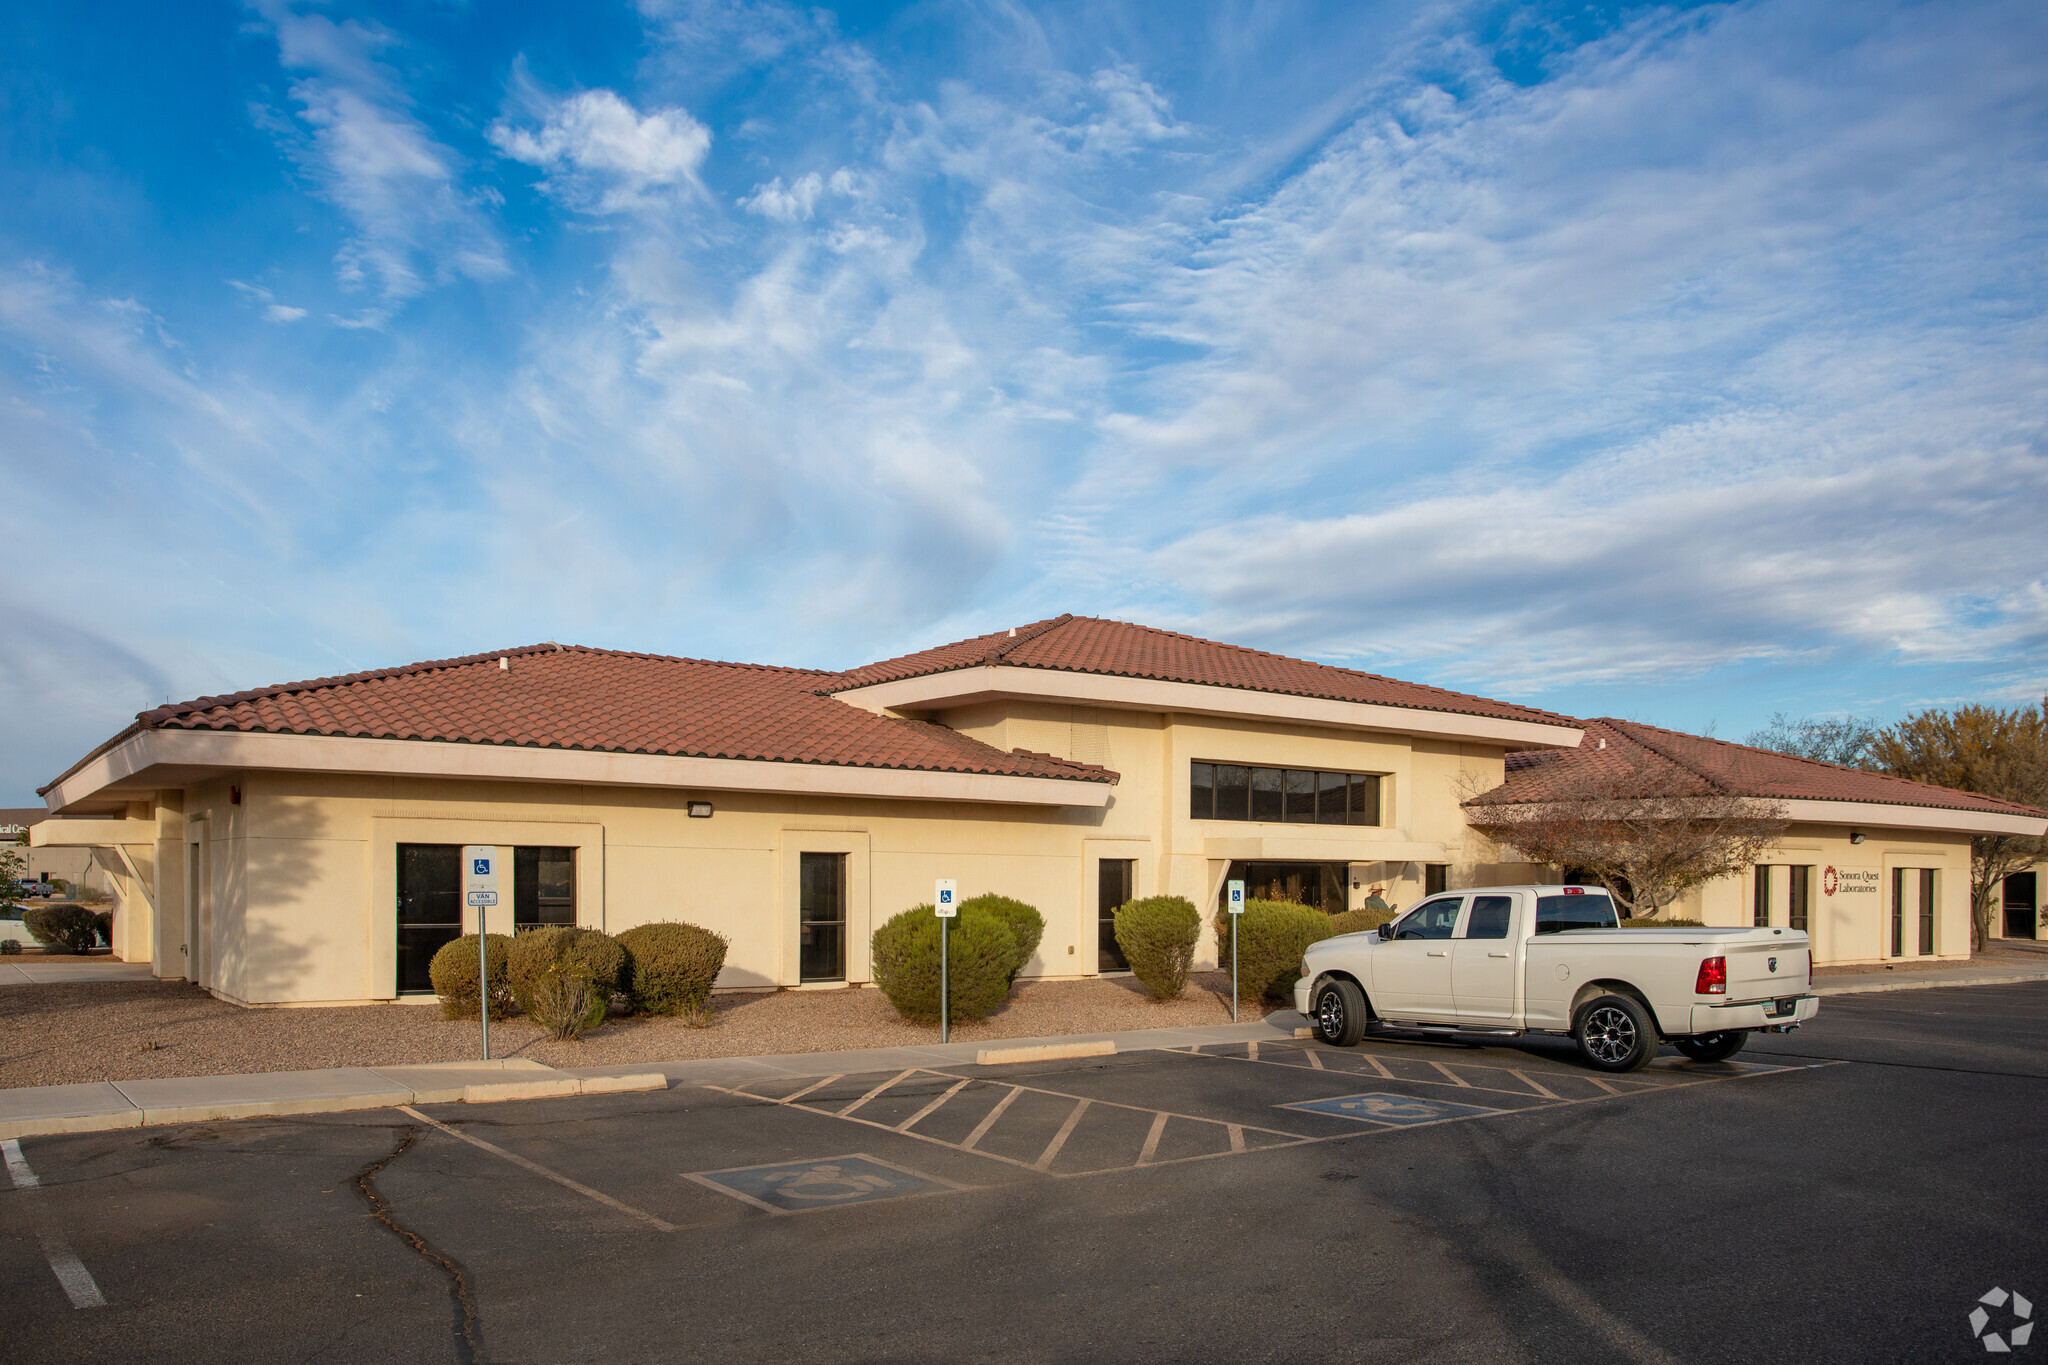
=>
[74,885,110,905]
[23,903,98,954]
[0,938,20,955]
[428,934,515,1020]
[617,922,728,1023]
[1214,900,1336,1004]
[871,904,1015,1024]
[1113,896,1201,1000]
[1326,906,1397,937]
[507,926,626,1025]
[958,893,1044,983]
[525,967,604,1040]
[91,910,113,948]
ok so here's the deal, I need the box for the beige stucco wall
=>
[96,703,1521,1005]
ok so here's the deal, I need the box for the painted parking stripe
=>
[1281,1093,1503,1125]
[1,1138,107,1309]
[398,1106,681,1233]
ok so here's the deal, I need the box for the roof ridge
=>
[984,613,1074,664]
[140,644,835,725]
[1611,716,2045,816]
[1598,718,1733,795]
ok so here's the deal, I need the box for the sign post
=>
[462,846,500,1061]
[1226,879,1245,1024]
[934,879,957,1044]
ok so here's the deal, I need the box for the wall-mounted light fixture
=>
[687,801,714,819]
[1849,831,1865,845]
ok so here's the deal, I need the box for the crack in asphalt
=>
[354,1125,483,1365]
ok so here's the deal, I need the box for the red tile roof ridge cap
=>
[1598,717,2048,817]
[139,645,832,725]
[1008,746,1118,779]
[982,613,1075,664]
[1593,719,1730,795]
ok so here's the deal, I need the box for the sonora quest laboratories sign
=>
[1823,866,1881,899]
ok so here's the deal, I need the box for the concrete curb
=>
[1813,969,2048,997]
[975,1041,1115,1066]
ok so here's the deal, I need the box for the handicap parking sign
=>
[1279,1092,1502,1126]
[685,1154,956,1215]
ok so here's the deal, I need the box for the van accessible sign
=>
[1823,865,1880,899]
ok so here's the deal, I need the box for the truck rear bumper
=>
[1689,994,1819,1034]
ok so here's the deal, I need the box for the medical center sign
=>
[1823,865,1881,899]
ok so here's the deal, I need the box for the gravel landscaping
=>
[0,972,1278,1090]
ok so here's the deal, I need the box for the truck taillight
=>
[1695,956,1727,995]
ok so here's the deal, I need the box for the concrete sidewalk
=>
[0,961,155,985]
[1812,962,2048,996]
[0,1013,1308,1142]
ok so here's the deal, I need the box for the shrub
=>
[91,910,113,948]
[23,903,98,954]
[0,938,20,955]
[871,904,1015,1024]
[1621,917,1708,928]
[428,934,515,1020]
[958,894,1044,983]
[1326,906,1397,937]
[507,926,626,1024]
[525,967,604,1040]
[617,922,728,1023]
[1214,900,1336,1004]
[74,885,110,905]
[1113,896,1201,1000]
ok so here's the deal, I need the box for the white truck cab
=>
[1294,884,1819,1071]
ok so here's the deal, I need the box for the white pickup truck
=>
[1294,884,1819,1071]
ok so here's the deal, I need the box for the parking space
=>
[7,986,2041,1364]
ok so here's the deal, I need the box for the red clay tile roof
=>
[1473,717,2046,819]
[130,644,1114,784]
[825,615,1576,729]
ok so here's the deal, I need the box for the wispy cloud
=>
[491,86,711,213]
[247,0,508,322]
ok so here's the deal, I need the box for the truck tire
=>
[1312,978,1369,1047]
[1673,1031,1747,1063]
[1573,993,1659,1073]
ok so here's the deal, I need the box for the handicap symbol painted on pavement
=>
[686,1154,956,1214]
[1278,1092,1502,1126]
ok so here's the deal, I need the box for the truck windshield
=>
[1534,894,1619,933]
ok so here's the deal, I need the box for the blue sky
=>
[3,0,2046,802]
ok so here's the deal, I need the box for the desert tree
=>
[1461,747,1789,921]
[1745,713,1880,769]
[1870,700,2048,951]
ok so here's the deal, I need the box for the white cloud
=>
[491,89,710,213]
[247,0,507,320]
[227,280,307,323]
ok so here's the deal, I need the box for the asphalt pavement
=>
[2,983,2043,1363]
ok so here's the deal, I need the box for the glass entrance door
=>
[800,852,846,982]
[397,844,461,994]
[2005,873,2037,940]
[1098,859,1135,971]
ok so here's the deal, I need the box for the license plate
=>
[1766,998,1798,1018]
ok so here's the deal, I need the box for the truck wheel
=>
[1313,979,1368,1047]
[1573,993,1659,1073]
[1673,1031,1747,1063]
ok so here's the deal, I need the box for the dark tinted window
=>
[1192,763,1380,826]
[1535,893,1618,933]
[1463,895,1514,940]
[1283,768,1316,822]
[1214,765,1250,820]
[1251,768,1284,822]
[1393,897,1463,940]
[1189,762,1215,819]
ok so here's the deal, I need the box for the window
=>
[1753,866,1773,927]
[514,847,576,928]
[1788,865,1811,932]
[1463,895,1514,940]
[1891,869,1906,958]
[1190,762,1380,826]
[1535,893,1618,933]
[1919,868,1936,956]
[800,852,846,982]
[396,844,461,995]
[1393,897,1462,940]
[1099,859,1135,971]
[1424,864,1449,896]
[1216,861,1348,911]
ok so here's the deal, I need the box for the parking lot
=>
[4,983,2044,1363]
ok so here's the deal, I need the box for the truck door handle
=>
[1488,952,1510,958]
[1427,950,1448,957]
